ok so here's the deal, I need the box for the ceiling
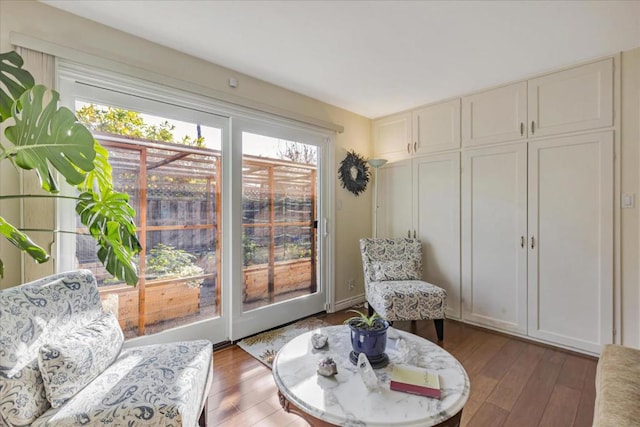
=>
[42,1,640,119]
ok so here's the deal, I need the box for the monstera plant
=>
[0,51,141,285]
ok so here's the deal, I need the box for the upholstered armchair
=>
[359,238,447,340]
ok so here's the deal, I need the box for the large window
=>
[59,62,333,344]
[74,102,223,338]
[242,133,318,311]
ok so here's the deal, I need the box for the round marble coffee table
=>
[272,325,470,427]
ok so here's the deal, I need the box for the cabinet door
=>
[528,132,613,353]
[413,99,461,154]
[462,144,528,333]
[528,58,613,138]
[373,112,412,160]
[462,82,527,147]
[414,153,461,318]
[376,159,412,239]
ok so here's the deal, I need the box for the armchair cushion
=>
[38,312,124,409]
[0,270,104,425]
[367,280,446,321]
[371,259,421,281]
[32,339,213,427]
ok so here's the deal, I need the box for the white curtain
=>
[16,47,57,283]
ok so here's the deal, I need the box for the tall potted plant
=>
[0,51,141,285]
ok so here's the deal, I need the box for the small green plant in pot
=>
[344,309,390,368]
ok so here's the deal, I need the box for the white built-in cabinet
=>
[373,100,460,161]
[373,56,616,354]
[462,82,527,147]
[461,144,528,333]
[527,132,613,354]
[461,58,613,148]
[528,59,613,138]
[413,153,461,318]
[412,99,461,155]
[372,112,412,160]
[377,159,412,239]
[377,153,461,319]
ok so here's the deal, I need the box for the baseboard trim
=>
[332,294,366,312]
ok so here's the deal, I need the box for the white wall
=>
[0,0,373,305]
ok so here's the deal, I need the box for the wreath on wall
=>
[338,150,370,196]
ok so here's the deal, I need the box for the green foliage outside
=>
[76,104,205,147]
[145,243,204,288]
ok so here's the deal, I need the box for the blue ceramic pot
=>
[348,319,390,359]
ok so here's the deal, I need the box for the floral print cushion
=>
[32,340,213,427]
[371,259,421,281]
[360,238,424,285]
[0,270,103,426]
[38,312,124,409]
[366,280,447,321]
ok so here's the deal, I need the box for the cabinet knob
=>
[520,236,525,248]
[520,122,524,136]
[407,230,411,238]
[413,142,417,153]
[531,121,535,135]
[413,230,416,239]
[407,143,411,154]
[531,236,535,249]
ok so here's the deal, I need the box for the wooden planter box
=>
[243,258,312,302]
[100,280,201,331]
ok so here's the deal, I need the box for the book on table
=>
[389,364,441,399]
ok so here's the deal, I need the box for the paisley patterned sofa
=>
[360,238,447,340]
[0,270,213,426]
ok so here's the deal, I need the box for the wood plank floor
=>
[208,309,597,426]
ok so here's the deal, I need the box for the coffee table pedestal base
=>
[277,390,464,427]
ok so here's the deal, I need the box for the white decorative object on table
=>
[357,353,380,391]
[311,332,328,349]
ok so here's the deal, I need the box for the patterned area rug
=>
[238,318,331,368]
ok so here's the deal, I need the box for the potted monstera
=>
[344,309,390,368]
[0,51,140,285]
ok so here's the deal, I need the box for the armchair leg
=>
[434,319,444,341]
[367,302,375,317]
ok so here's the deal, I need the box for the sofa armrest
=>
[593,344,640,427]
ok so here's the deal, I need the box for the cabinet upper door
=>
[461,144,528,334]
[376,159,412,239]
[413,99,461,154]
[372,112,412,160]
[414,153,461,319]
[527,132,613,354]
[528,58,613,138]
[462,82,527,147]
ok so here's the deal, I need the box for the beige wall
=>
[621,47,640,348]
[0,0,373,303]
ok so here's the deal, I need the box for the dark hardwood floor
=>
[208,309,597,426]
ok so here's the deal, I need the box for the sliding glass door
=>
[230,118,328,340]
[59,64,332,345]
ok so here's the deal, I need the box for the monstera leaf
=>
[0,216,50,264]
[4,85,96,193]
[0,51,34,123]
[76,189,141,285]
[79,141,113,192]
[0,51,139,286]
